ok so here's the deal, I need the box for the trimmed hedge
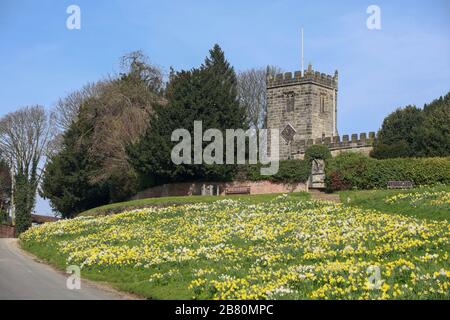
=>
[236,145,330,184]
[325,152,450,191]
[304,144,332,165]
[237,159,311,183]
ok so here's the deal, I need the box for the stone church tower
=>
[266,64,338,160]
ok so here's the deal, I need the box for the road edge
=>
[13,238,143,300]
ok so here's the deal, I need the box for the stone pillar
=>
[310,159,326,189]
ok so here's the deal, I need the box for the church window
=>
[320,96,325,113]
[286,93,295,112]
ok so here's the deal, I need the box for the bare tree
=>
[120,50,164,93]
[0,105,55,233]
[54,82,103,132]
[84,80,158,185]
[81,52,165,199]
[237,66,281,129]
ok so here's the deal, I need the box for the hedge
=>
[235,145,330,184]
[325,152,450,191]
[236,159,311,183]
[304,144,332,165]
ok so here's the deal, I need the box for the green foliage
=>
[384,105,424,145]
[79,192,310,217]
[304,144,332,165]
[13,150,40,235]
[0,159,11,223]
[237,159,310,183]
[20,192,449,300]
[40,118,110,218]
[339,184,450,221]
[370,140,410,159]
[14,173,34,235]
[270,160,311,183]
[372,92,450,158]
[128,44,247,187]
[416,93,450,157]
[42,53,161,217]
[326,152,450,191]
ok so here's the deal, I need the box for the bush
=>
[325,152,450,191]
[325,171,351,192]
[237,159,310,183]
[370,141,410,159]
[271,160,311,183]
[304,144,332,165]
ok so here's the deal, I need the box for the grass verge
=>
[20,191,450,300]
[339,185,450,221]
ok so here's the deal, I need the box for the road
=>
[0,238,130,300]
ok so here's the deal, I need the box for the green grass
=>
[20,192,450,300]
[79,192,311,217]
[339,185,450,221]
[20,186,450,299]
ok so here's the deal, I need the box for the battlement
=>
[292,132,377,155]
[267,64,338,89]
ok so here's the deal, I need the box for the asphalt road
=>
[0,238,129,300]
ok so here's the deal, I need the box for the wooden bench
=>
[387,181,415,189]
[225,186,251,195]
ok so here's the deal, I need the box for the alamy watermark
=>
[366,265,383,290]
[366,5,381,30]
[171,121,280,175]
[66,5,81,30]
[66,265,81,290]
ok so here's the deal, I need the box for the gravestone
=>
[310,159,325,189]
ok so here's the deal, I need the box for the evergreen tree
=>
[14,172,34,233]
[371,105,423,158]
[128,44,247,186]
[371,92,450,159]
[40,115,109,218]
[416,92,450,156]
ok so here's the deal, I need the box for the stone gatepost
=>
[310,159,326,189]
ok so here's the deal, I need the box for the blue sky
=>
[1,0,449,215]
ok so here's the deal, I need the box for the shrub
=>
[271,160,311,183]
[325,171,351,192]
[370,141,410,159]
[325,152,450,191]
[237,159,310,183]
[304,144,332,165]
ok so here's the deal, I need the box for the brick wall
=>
[133,180,308,200]
[0,224,16,238]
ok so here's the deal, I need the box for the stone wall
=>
[133,180,308,200]
[266,64,338,160]
[292,132,376,159]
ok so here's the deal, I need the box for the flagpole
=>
[301,28,304,76]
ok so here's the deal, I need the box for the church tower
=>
[266,64,338,160]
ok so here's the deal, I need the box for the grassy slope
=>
[23,192,311,299]
[339,185,450,221]
[20,187,450,299]
[80,192,310,217]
